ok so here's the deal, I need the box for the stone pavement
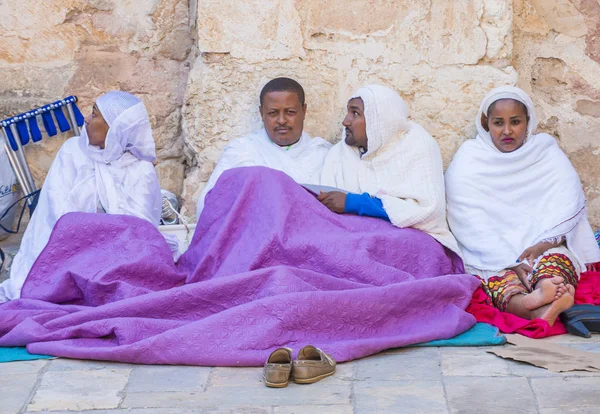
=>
[2,334,600,414]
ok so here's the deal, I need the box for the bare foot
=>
[522,277,565,310]
[555,283,568,298]
[533,288,574,326]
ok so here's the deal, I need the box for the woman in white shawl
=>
[319,84,461,257]
[446,86,600,326]
[0,91,162,302]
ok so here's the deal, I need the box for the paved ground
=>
[1,334,600,414]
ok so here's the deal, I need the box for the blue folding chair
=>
[0,96,85,232]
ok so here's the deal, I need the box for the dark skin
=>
[259,91,307,147]
[481,98,528,153]
[482,98,544,288]
[84,103,109,149]
[343,98,368,151]
[318,98,369,213]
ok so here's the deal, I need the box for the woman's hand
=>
[317,191,347,214]
[513,263,534,290]
[518,238,562,267]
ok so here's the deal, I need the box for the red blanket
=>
[467,268,600,338]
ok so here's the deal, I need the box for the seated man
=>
[319,84,460,256]
[195,77,331,218]
[0,91,162,302]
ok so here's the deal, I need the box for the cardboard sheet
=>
[487,334,600,373]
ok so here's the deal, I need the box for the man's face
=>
[260,91,307,146]
[343,97,368,151]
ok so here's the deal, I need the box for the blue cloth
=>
[28,116,43,142]
[415,323,506,347]
[41,111,57,137]
[4,126,18,151]
[16,120,30,145]
[344,192,390,221]
[0,347,53,363]
[53,107,71,133]
[72,103,85,127]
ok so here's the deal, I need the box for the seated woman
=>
[0,91,162,302]
[445,86,600,326]
[319,84,461,256]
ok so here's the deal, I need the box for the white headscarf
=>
[445,86,600,275]
[81,91,156,164]
[321,84,461,255]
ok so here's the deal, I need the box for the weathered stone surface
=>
[530,0,588,37]
[156,158,186,195]
[442,348,511,377]
[1,359,49,375]
[27,369,130,412]
[127,365,211,393]
[123,378,351,408]
[198,0,304,63]
[47,358,135,372]
[354,380,447,414]
[531,377,600,408]
[445,376,537,413]
[1,0,599,226]
[357,347,441,381]
[274,406,352,414]
[0,373,39,414]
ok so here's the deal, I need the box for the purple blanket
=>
[0,167,479,366]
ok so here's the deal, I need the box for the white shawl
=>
[445,86,600,276]
[320,84,461,256]
[196,129,331,218]
[0,92,162,302]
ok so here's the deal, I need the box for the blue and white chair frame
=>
[0,96,84,215]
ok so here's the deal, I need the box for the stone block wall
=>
[1,1,599,227]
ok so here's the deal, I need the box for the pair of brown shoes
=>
[263,345,336,388]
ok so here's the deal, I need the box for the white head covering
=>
[476,86,537,152]
[81,91,156,164]
[345,84,410,158]
[322,84,461,256]
[446,86,600,275]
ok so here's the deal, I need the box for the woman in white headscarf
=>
[445,86,600,325]
[0,91,162,302]
[319,84,461,256]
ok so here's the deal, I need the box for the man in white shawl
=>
[319,84,461,257]
[195,77,331,218]
[445,86,600,326]
[0,91,162,302]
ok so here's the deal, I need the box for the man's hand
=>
[317,191,347,214]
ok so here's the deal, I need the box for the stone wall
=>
[1,1,599,227]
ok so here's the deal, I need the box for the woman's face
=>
[84,103,109,149]
[481,99,529,153]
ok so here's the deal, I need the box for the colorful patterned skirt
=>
[479,253,578,311]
